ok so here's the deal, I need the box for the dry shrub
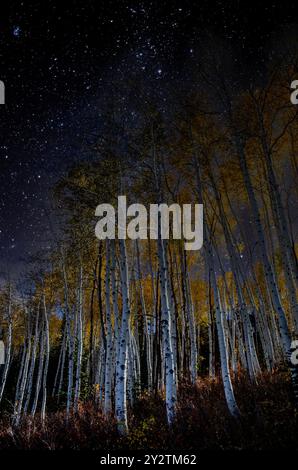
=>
[0,371,296,450]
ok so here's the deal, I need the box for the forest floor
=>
[0,370,297,450]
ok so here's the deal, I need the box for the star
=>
[12,26,21,37]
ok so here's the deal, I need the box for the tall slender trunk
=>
[104,241,114,414]
[41,293,50,423]
[235,137,292,356]
[74,266,84,413]
[115,239,131,435]
[0,287,13,404]
[14,312,32,426]
[24,303,40,413]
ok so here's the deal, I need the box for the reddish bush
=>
[0,371,296,450]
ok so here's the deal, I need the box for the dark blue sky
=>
[0,0,297,278]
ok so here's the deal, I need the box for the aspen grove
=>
[0,54,298,446]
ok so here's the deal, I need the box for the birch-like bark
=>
[209,170,259,380]
[104,240,114,414]
[181,247,197,383]
[192,138,240,418]
[52,322,66,398]
[24,302,40,413]
[136,240,153,391]
[14,312,32,426]
[40,293,50,423]
[207,235,240,418]
[235,137,292,356]
[157,235,177,424]
[115,239,131,435]
[61,255,75,418]
[31,318,45,417]
[0,286,13,404]
[207,274,215,378]
[74,266,83,413]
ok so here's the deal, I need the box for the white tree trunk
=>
[115,239,131,435]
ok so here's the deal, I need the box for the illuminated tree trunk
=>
[207,275,215,378]
[61,256,75,418]
[235,138,292,356]
[115,239,131,435]
[258,119,298,287]
[157,235,177,425]
[52,323,66,399]
[208,247,240,418]
[24,302,40,413]
[14,313,32,426]
[181,248,197,383]
[209,170,260,380]
[41,293,50,423]
[0,287,13,404]
[192,142,240,418]
[136,239,152,391]
[74,266,84,413]
[104,240,113,414]
[31,318,45,418]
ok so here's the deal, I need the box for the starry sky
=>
[0,0,297,277]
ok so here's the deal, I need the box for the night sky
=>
[0,0,297,277]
